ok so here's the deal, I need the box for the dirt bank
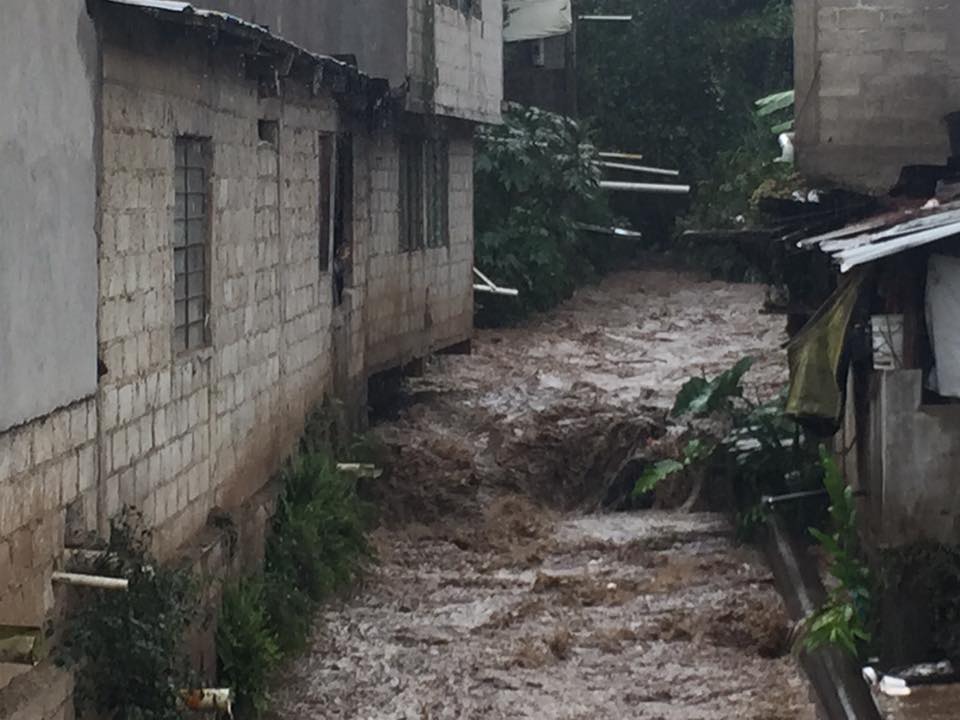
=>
[271,269,815,719]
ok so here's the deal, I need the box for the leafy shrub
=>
[266,452,372,607]
[217,579,281,717]
[801,449,873,657]
[638,357,824,538]
[217,449,374,713]
[474,104,612,324]
[60,511,197,720]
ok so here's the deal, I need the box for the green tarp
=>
[786,271,867,433]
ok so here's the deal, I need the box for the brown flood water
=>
[270,269,816,719]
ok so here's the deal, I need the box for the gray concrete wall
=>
[199,0,409,88]
[0,1,99,432]
[860,370,960,546]
[795,0,960,192]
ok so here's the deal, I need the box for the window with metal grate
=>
[173,137,211,353]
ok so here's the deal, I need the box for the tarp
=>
[786,271,868,434]
[926,254,960,398]
[503,0,572,42]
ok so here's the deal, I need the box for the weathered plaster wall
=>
[200,0,409,88]
[795,0,960,192]
[0,0,98,432]
[863,370,960,546]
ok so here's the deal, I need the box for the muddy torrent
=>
[272,270,815,720]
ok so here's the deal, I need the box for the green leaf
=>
[755,90,795,116]
[633,459,685,497]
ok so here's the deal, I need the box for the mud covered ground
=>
[271,269,816,719]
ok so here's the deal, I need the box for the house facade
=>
[0,1,502,717]
[794,0,960,192]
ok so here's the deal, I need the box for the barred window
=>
[400,137,449,252]
[427,139,450,249]
[173,137,210,353]
[318,133,333,272]
[399,137,425,252]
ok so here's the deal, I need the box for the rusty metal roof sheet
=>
[798,202,960,273]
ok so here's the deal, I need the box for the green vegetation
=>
[474,104,612,324]
[801,449,873,657]
[577,0,795,230]
[217,580,281,717]
[640,359,878,657]
[217,444,374,716]
[60,512,198,720]
[638,357,823,538]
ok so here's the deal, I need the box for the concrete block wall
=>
[408,0,503,123]
[434,0,503,123]
[795,0,960,191]
[364,131,475,373]
[0,400,97,699]
[97,34,340,560]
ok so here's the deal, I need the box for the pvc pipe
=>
[600,181,691,195]
[473,268,520,297]
[51,571,129,591]
[600,161,680,177]
[599,152,644,161]
[0,626,45,665]
[578,15,634,21]
[474,284,520,297]
[337,463,383,479]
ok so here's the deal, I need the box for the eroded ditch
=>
[271,268,816,719]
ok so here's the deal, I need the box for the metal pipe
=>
[51,571,129,591]
[762,489,827,507]
[0,626,45,665]
[600,181,691,195]
[600,161,680,177]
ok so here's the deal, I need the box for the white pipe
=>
[600,161,680,177]
[599,152,644,161]
[473,268,520,297]
[578,15,634,21]
[336,463,383,478]
[600,181,691,195]
[51,571,129,591]
[474,284,520,297]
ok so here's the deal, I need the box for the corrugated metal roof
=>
[798,202,960,273]
[101,0,394,114]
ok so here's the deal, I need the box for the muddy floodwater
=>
[271,269,816,719]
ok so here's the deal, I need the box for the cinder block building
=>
[0,0,502,716]
[794,0,960,191]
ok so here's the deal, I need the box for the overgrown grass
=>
[217,442,375,716]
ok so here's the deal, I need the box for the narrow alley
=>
[271,268,816,719]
